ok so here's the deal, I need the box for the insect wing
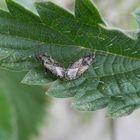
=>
[65,54,95,80]
[37,54,65,78]
[65,58,84,80]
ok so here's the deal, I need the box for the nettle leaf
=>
[0,0,140,118]
[0,69,46,140]
[133,8,140,27]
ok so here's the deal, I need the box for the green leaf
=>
[21,68,53,85]
[75,0,105,25]
[0,69,46,140]
[107,95,140,118]
[6,0,41,23]
[0,0,140,118]
[133,8,140,27]
[0,87,16,140]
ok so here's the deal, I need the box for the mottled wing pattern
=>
[65,54,95,80]
[37,53,95,80]
[36,54,65,78]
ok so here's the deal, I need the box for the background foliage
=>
[0,1,47,140]
[0,70,46,140]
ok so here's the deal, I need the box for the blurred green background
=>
[0,0,140,140]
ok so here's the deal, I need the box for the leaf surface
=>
[0,0,140,117]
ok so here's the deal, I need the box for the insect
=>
[65,54,95,80]
[36,53,95,80]
[36,53,65,78]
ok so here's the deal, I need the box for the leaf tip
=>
[132,8,140,26]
